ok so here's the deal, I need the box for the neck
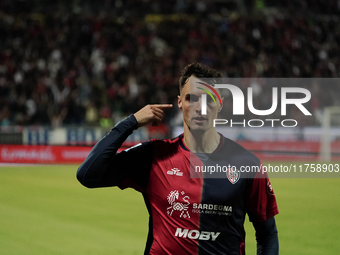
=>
[183,126,221,153]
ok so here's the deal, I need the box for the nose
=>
[194,94,206,115]
[189,96,205,116]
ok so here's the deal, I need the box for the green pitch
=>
[1,163,339,254]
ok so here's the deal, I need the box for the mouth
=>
[192,116,207,124]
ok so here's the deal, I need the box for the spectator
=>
[0,0,339,128]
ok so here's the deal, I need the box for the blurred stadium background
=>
[0,0,340,254]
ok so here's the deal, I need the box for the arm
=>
[253,217,279,255]
[76,104,172,189]
[246,163,279,254]
[76,114,140,188]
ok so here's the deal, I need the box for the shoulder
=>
[151,135,183,157]
[122,135,182,156]
[221,135,260,167]
[152,135,182,145]
[152,135,182,149]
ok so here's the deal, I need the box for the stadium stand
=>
[0,0,339,128]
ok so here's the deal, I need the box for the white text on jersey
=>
[175,228,220,241]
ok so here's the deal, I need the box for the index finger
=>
[153,104,173,109]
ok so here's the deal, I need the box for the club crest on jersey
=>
[226,168,240,184]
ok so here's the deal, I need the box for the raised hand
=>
[133,104,173,127]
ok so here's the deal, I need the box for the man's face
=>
[178,76,223,133]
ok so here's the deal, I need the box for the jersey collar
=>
[179,133,225,154]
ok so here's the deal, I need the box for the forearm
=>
[253,217,279,255]
[76,114,138,188]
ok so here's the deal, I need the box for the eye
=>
[186,94,199,103]
[207,96,215,104]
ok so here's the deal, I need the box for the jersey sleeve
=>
[113,140,153,191]
[76,114,153,192]
[246,163,279,222]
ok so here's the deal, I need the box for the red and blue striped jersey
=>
[77,115,279,255]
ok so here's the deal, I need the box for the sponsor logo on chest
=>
[166,190,232,217]
[193,203,232,212]
[175,228,220,241]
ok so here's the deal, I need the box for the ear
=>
[178,95,183,110]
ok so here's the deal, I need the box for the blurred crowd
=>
[0,0,339,128]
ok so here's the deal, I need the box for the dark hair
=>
[178,63,222,92]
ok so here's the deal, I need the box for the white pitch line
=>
[0,163,49,167]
